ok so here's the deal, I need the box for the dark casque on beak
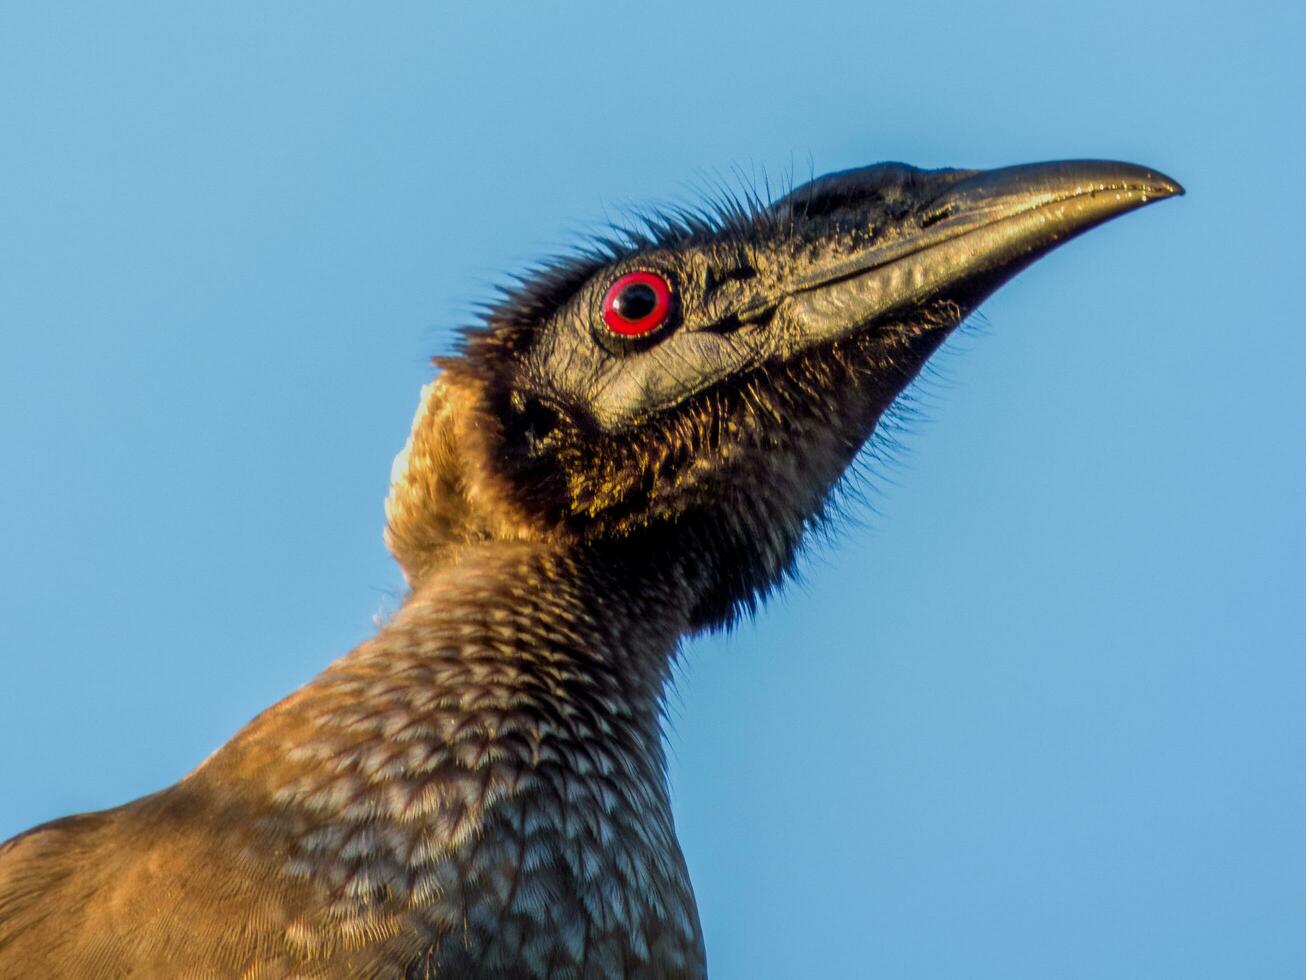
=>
[776,159,1184,351]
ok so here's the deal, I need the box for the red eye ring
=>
[601,271,675,337]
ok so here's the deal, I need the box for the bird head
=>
[387,160,1181,626]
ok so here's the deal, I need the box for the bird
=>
[0,158,1181,978]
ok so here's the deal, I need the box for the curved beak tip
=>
[1144,168,1185,199]
[781,158,1186,347]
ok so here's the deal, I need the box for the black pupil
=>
[615,282,659,321]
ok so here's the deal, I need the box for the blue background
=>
[2,3,1302,977]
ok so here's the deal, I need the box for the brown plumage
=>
[0,160,1181,977]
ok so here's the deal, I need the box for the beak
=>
[778,160,1184,349]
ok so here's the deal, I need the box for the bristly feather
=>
[406,170,973,631]
[452,168,823,372]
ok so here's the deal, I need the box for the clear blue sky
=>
[1,2,1301,977]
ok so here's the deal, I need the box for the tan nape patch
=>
[384,375,540,586]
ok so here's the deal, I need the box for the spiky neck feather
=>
[387,300,957,632]
[383,370,816,632]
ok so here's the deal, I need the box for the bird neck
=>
[396,534,694,725]
[189,534,706,970]
[221,534,699,813]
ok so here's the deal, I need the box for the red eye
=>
[601,271,675,337]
